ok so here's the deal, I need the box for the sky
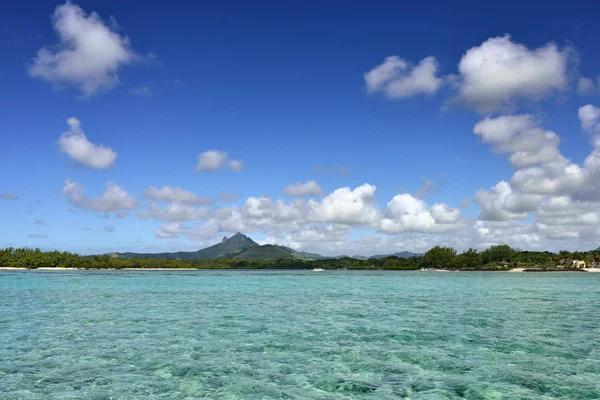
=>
[2,0,600,256]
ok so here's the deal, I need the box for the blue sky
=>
[2,0,600,255]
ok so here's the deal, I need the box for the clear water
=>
[1,270,599,399]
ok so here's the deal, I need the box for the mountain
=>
[113,233,420,261]
[195,232,259,259]
[115,232,259,260]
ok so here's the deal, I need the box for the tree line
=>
[0,245,597,270]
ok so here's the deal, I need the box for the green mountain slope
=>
[228,244,304,260]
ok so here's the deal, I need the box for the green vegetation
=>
[1,245,598,270]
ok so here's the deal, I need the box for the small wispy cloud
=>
[414,173,445,198]
[310,165,348,175]
[34,219,48,226]
[129,86,153,97]
[0,192,19,200]
[27,234,48,239]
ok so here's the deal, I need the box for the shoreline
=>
[2,267,600,272]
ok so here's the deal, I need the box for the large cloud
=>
[63,179,137,212]
[455,35,571,112]
[364,56,443,98]
[58,118,116,169]
[470,108,600,248]
[475,181,543,221]
[28,2,137,96]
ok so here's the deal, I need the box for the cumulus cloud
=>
[282,181,323,197]
[365,56,443,98]
[470,108,600,248]
[379,194,463,233]
[307,184,380,225]
[28,2,137,96]
[578,104,600,134]
[58,117,117,169]
[195,150,243,172]
[144,186,212,205]
[63,179,137,212]
[0,192,19,200]
[475,181,543,221]
[455,35,571,112]
[136,183,466,251]
[137,203,210,222]
[473,114,562,168]
[155,222,183,239]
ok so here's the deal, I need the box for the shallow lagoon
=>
[1,270,599,399]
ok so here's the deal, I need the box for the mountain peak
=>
[221,236,228,243]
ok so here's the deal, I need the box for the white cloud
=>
[379,193,463,233]
[137,203,210,222]
[307,184,380,225]
[155,222,183,239]
[129,86,153,97]
[577,77,597,95]
[475,181,543,221]
[144,186,212,205]
[195,150,243,172]
[28,2,137,96]
[455,35,571,112]
[227,160,244,171]
[578,104,600,134]
[58,117,117,169]
[282,181,324,197]
[473,115,562,168]
[63,179,137,212]
[0,192,19,200]
[364,56,442,98]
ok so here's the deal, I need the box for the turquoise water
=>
[1,271,599,399]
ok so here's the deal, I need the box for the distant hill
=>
[112,233,420,261]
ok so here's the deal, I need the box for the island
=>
[1,233,599,272]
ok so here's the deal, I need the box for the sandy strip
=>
[121,268,200,271]
[508,268,525,272]
[0,267,27,270]
[583,268,600,273]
